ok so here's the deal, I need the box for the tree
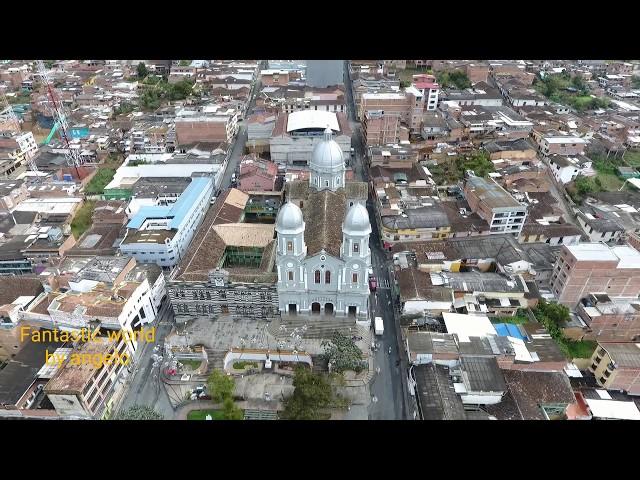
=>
[137,62,149,79]
[321,331,366,374]
[222,397,244,420]
[115,405,164,420]
[436,69,471,89]
[458,150,494,178]
[574,176,595,196]
[179,60,191,67]
[207,369,235,403]
[281,366,334,420]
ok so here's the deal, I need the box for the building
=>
[0,277,44,361]
[548,154,593,184]
[168,188,279,323]
[363,110,408,146]
[485,370,577,420]
[238,155,278,192]
[305,60,343,88]
[119,177,213,268]
[275,128,371,321]
[0,131,38,166]
[588,342,640,395]
[550,243,640,306]
[269,110,351,167]
[44,337,129,419]
[0,179,28,212]
[175,108,239,145]
[463,174,528,235]
[368,143,416,168]
[260,69,291,87]
[412,74,440,113]
[533,131,588,156]
[576,293,640,342]
[440,82,503,107]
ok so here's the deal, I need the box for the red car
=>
[368,275,377,292]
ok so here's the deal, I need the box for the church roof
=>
[303,189,347,257]
[285,180,368,202]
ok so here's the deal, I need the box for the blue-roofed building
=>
[493,322,529,342]
[119,177,213,268]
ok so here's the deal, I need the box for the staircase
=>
[267,315,365,340]
[243,409,279,420]
[204,349,227,372]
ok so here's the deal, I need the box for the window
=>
[315,270,321,284]
[287,241,293,253]
[352,273,358,284]
[288,271,294,281]
[325,270,331,284]
[353,243,359,253]
[325,180,329,187]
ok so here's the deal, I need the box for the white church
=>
[275,127,372,321]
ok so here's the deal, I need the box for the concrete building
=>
[533,131,588,156]
[0,132,38,166]
[548,154,593,184]
[550,243,640,306]
[175,108,239,145]
[576,293,640,342]
[588,343,640,395]
[463,175,528,235]
[44,337,129,419]
[270,110,351,167]
[260,69,290,87]
[119,177,213,268]
[0,179,28,212]
[276,128,371,321]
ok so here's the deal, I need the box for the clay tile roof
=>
[303,190,347,258]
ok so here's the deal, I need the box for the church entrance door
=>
[311,302,321,314]
[348,306,357,317]
[324,303,334,315]
[288,304,297,315]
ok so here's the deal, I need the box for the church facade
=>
[275,127,371,321]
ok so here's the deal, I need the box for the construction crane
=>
[0,90,40,174]
[35,60,81,177]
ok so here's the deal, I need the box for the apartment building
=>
[463,175,527,235]
[550,243,640,306]
[260,69,290,87]
[588,342,640,395]
[45,337,129,419]
[363,110,406,146]
[119,177,213,268]
[0,132,38,165]
[576,293,640,342]
[175,108,239,145]
[532,130,588,156]
[548,154,593,184]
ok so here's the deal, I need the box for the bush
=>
[232,361,258,370]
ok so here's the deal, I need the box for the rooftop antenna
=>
[36,60,82,179]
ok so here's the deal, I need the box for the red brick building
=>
[238,155,278,192]
[551,243,640,306]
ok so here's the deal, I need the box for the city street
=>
[344,61,408,419]
[116,299,176,419]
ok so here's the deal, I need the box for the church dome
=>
[343,203,372,235]
[310,127,344,171]
[276,201,304,233]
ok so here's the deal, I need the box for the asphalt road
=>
[117,299,175,419]
[344,61,408,419]
[217,61,265,193]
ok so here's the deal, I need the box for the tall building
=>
[275,128,370,321]
[305,60,344,88]
[550,243,640,306]
[463,175,528,235]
